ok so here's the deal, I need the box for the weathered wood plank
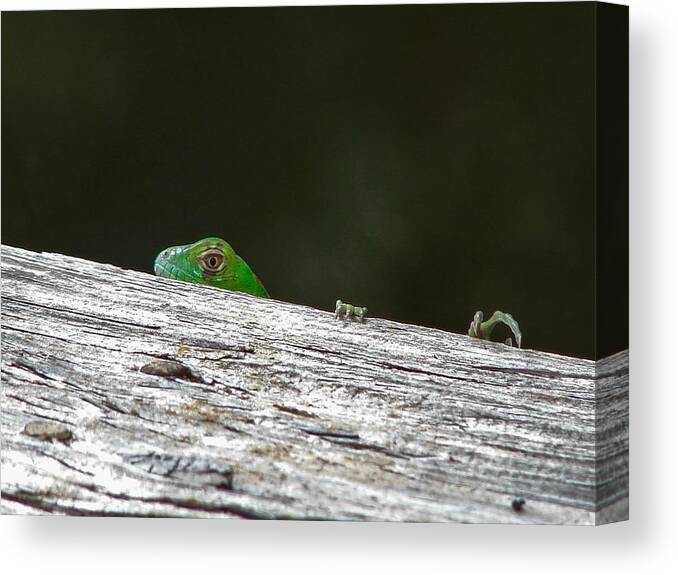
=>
[0,244,628,523]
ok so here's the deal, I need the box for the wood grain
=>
[0,245,628,523]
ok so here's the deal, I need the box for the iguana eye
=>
[199,249,226,274]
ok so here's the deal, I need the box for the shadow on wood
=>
[0,245,628,523]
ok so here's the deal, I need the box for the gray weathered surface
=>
[0,244,628,523]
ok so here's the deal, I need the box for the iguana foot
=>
[468,310,521,348]
[335,299,368,322]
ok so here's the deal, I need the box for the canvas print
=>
[1,2,628,524]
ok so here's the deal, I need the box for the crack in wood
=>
[273,404,318,419]
[2,295,163,331]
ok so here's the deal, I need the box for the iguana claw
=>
[335,299,368,322]
[468,310,522,348]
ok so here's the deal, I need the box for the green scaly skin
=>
[154,237,269,298]
[154,237,521,347]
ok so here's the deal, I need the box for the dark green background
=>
[1,3,627,359]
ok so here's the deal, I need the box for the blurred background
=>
[1,3,626,359]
